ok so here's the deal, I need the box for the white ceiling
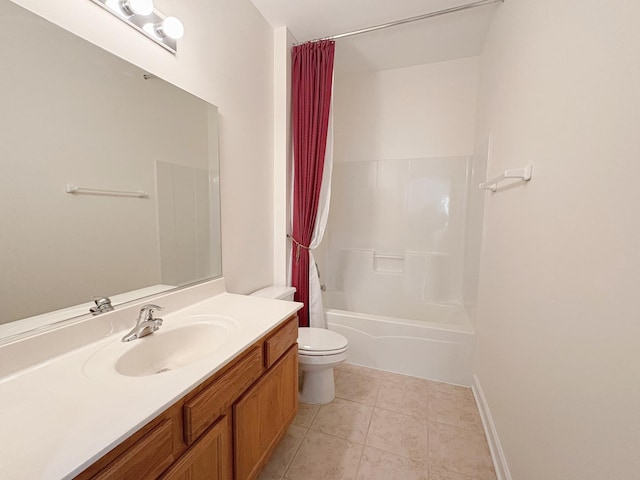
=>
[250,0,501,75]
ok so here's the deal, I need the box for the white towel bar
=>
[65,185,149,198]
[479,164,532,192]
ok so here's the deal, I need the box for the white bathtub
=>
[326,305,475,386]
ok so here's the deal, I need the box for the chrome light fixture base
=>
[90,0,179,54]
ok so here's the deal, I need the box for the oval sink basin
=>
[84,315,240,378]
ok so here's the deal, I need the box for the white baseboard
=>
[472,374,512,480]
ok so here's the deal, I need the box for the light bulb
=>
[156,16,184,40]
[120,0,154,16]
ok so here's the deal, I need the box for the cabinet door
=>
[234,346,298,480]
[161,413,232,480]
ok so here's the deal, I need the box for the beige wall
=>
[273,27,295,287]
[334,57,479,162]
[9,0,275,294]
[474,1,640,478]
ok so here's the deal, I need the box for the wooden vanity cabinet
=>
[75,403,185,480]
[234,346,298,480]
[75,315,298,480]
[184,346,264,446]
[161,413,232,480]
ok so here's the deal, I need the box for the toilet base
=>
[299,367,336,405]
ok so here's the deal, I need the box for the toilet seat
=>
[298,327,348,356]
[297,349,349,367]
[298,346,348,356]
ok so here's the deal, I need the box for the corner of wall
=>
[472,374,513,480]
[273,26,295,286]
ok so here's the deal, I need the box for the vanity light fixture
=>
[143,16,184,41]
[155,16,184,40]
[90,0,183,54]
[120,0,154,16]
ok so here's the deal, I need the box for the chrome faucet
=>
[122,304,164,342]
[90,296,114,315]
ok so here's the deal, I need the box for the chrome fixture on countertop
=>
[90,297,114,315]
[122,304,164,342]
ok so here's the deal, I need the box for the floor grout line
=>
[282,366,494,480]
[352,389,381,478]
[305,421,368,447]
[280,423,310,480]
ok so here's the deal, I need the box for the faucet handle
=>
[140,304,164,312]
[137,304,164,322]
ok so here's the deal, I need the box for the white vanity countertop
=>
[0,292,302,480]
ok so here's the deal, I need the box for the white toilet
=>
[250,286,349,405]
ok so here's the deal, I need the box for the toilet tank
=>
[250,286,296,301]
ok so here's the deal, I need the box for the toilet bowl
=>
[297,327,348,404]
[250,286,349,405]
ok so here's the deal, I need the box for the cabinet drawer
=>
[93,418,176,480]
[264,316,298,369]
[161,414,231,480]
[184,346,263,445]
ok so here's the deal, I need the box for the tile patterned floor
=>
[258,363,496,480]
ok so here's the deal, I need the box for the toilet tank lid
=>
[250,286,296,300]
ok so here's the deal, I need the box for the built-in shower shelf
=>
[373,253,404,273]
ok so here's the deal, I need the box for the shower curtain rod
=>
[298,0,503,45]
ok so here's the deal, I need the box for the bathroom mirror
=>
[0,1,222,341]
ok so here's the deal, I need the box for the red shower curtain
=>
[291,40,335,327]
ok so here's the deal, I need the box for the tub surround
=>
[0,279,302,480]
[327,306,475,385]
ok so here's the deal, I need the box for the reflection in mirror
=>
[0,1,222,340]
